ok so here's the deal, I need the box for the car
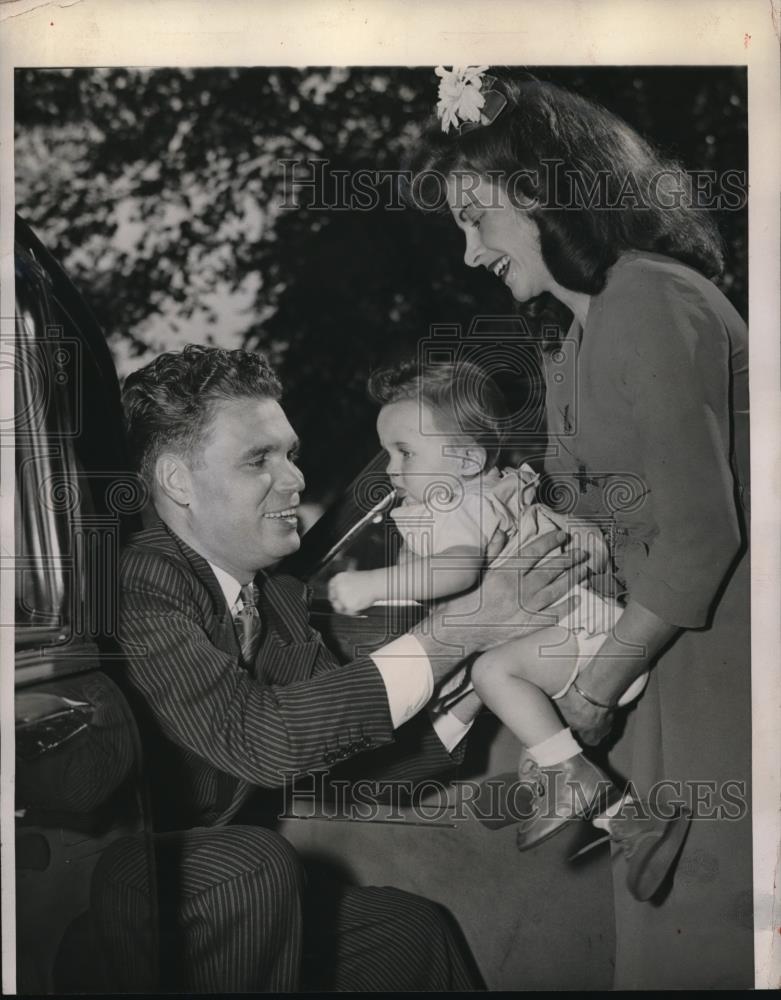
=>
[12,217,158,992]
[11,215,613,993]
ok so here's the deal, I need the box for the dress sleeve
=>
[608,266,741,628]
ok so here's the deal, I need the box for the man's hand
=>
[415,529,589,683]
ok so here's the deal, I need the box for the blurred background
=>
[14,66,747,515]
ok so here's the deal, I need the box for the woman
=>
[408,71,751,989]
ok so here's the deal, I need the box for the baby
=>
[328,357,647,714]
[329,360,689,900]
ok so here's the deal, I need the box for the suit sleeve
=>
[609,269,741,628]
[327,714,464,797]
[119,551,396,788]
[305,587,468,783]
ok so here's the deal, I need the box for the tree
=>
[15,66,747,501]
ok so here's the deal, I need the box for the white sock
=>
[593,793,635,829]
[527,728,581,767]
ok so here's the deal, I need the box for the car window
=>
[14,257,78,646]
[14,243,144,655]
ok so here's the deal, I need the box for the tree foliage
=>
[15,66,747,502]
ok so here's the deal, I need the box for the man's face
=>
[185,396,305,579]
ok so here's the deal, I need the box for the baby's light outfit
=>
[390,464,649,709]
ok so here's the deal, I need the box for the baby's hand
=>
[328,571,374,616]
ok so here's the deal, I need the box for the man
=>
[110,344,585,991]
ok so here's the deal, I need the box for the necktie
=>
[233,582,262,669]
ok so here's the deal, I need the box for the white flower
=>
[434,65,490,133]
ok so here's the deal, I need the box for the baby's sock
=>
[527,728,581,768]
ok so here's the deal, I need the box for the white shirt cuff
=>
[428,707,474,754]
[370,633,434,729]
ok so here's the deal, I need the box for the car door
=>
[12,219,159,992]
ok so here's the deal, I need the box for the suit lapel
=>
[160,521,242,661]
[154,519,319,682]
[255,572,320,684]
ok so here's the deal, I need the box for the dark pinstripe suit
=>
[101,518,478,991]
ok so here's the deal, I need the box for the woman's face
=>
[447,172,553,303]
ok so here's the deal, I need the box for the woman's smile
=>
[446,173,552,302]
[489,255,511,282]
[446,173,591,322]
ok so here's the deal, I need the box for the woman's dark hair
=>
[368,358,508,471]
[122,343,282,488]
[407,76,724,304]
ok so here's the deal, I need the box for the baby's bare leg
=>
[472,628,580,747]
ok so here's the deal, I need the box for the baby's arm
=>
[328,545,484,615]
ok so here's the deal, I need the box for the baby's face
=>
[377,399,467,504]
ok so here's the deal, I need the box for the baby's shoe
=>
[471,769,536,830]
[514,753,620,851]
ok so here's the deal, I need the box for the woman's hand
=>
[557,599,680,743]
[555,688,615,746]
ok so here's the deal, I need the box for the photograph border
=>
[1,0,778,990]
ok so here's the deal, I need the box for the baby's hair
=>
[368,358,508,470]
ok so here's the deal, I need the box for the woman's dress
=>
[542,251,752,988]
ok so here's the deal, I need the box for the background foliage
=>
[15,66,747,505]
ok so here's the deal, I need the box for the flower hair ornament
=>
[434,65,508,134]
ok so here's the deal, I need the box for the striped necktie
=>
[233,582,262,669]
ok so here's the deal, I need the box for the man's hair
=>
[122,344,282,488]
[368,358,508,471]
